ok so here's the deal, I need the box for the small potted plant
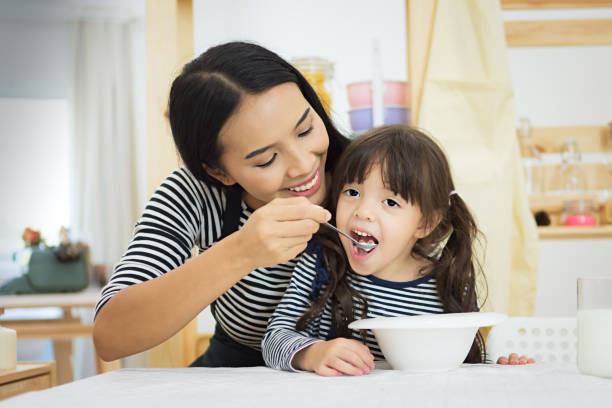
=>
[22,227,45,249]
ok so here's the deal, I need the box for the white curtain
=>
[416,0,538,315]
[70,18,146,378]
[70,19,144,274]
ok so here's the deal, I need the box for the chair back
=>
[486,317,577,363]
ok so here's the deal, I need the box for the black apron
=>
[189,185,265,367]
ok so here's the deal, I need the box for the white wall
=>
[503,8,612,126]
[0,20,74,98]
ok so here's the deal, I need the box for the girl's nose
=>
[354,201,376,222]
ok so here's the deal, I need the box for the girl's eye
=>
[384,199,400,207]
[256,153,277,168]
[344,188,359,197]
[298,127,313,137]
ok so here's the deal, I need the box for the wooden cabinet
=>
[0,362,56,401]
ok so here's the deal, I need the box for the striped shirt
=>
[262,241,444,371]
[95,167,298,350]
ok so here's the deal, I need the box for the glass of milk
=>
[577,277,612,377]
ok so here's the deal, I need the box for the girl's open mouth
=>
[349,229,379,258]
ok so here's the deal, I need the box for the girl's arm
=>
[94,170,329,361]
[262,249,325,371]
[262,246,374,376]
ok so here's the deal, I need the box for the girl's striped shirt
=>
[262,241,444,371]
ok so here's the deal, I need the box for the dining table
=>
[1,362,610,407]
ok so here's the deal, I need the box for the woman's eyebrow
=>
[244,107,311,159]
[294,107,310,129]
[245,143,274,159]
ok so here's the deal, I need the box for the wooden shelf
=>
[529,194,612,238]
[538,225,612,239]
[501,0,612,10]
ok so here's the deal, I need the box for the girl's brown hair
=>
[296,125,487,363]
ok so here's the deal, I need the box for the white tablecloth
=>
[2,363,611,407]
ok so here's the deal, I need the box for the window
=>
[0,98,70,281]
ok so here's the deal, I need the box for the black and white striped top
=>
[95,167,298,350]
[262,241,444,371]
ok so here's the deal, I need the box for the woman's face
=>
[210,82,329,209]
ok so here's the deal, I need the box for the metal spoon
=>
[322,222,378,251]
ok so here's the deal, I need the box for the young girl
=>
[263,125,490,375]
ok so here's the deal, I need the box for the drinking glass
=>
[577,277,612,377]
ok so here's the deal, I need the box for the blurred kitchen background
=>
[1,0,611,383]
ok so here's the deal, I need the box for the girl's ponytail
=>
[432,192,487,363]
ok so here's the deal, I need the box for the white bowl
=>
[348,312,507,372]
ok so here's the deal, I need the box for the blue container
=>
[349,106,411,133]
[348,107,372,132]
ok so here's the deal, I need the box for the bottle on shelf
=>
[561,199,597,226]
[555,137,588,194]
[517,117,544,194]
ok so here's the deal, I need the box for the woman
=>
[92,41,350,366]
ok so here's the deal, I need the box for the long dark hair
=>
[167,41,349,187]
[297,125,488,363]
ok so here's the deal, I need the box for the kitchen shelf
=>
[523,125,612,240]
[537,225,612,239]
[529,192,612,239]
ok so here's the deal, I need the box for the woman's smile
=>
[286,167,321,196]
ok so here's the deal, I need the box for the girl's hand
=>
[293,338,375,377]
[496,353,536,365]
[236,197,331,270]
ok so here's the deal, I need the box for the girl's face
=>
[209,82,329,209]
[335,165,429,282]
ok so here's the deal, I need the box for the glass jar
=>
[291,57,334,115]
[577,277,612,378]
[555,137,587,193]
[561,199,597,226]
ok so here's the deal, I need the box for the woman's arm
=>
[93,229,253,361]
[93,170,330,361]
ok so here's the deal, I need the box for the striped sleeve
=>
[94,167,224,317]
[261,245,325,372]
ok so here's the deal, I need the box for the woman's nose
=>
[286,145,313,179]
